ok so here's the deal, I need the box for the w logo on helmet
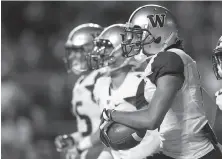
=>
[147,14,166,28]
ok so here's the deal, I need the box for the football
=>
[106,122,146,150]
[103,103,147,150]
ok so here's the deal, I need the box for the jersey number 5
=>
[75,101,92,137]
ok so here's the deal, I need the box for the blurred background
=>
[1,1,222,159]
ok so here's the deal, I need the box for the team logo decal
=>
[147,14,166,28]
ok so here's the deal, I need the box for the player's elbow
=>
[138,116,160,130]
[148,122,159,130]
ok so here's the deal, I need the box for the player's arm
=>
[55,81,83,152]
[102,52,184,130]
[109,75,183,130]
[54,132,80,152]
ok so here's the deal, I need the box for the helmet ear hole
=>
[154,36,161,44]
[134,25,142,29]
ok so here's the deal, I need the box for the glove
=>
[100,120,114,147]
[55,134,75,152]
[99,108,116,147]
[100,108,115,122]
[215,89,222,110]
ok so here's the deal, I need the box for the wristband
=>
[110,109,116,121]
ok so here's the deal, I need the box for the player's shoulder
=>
[145,51,179,72]
[79,69,104,85]
[86,69,102,82]
[123,71,144,88]
[73,75,85,91]
[144,49,185,84]
[153,50,183,65]
[96,74,110,84]
[94,75,110,91]
[93,75,111,103]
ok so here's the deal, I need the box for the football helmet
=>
[88,24,135,72]
[212,36,222,80]
[64,23,103,74]
[121,4,179,57]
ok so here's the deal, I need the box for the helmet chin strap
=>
[134,50,149,63]
[104,44,132,74]
[105,58,132,75]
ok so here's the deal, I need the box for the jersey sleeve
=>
[92,71,104,103]
[71,84,78,116]
[71,76,84,104]
[147,51,185,85]
[93,77,102,106]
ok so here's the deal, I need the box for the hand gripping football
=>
[100,103,146,150]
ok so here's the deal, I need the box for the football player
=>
[213,36,222,110]
[100,5,222,159]
[89,24,160,159]
[54,23,112,159]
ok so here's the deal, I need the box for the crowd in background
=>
[1,1,222,159]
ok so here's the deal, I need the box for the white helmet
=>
[212,36,222,80]
[122,4,180,57]
[88,24,136,73]
[64,23,103,74]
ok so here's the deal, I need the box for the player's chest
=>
[99,83,140,110]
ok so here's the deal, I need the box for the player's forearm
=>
[110,76,181,130]
[111,108,156,130]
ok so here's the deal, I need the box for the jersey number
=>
[75,101,92,137]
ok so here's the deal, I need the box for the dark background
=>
[1,1,222,159]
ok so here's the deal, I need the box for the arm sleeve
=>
[93,79,100,105]
[147,51,185,85]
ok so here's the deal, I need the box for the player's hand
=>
[215,89,222,110]
[99,108,115,131]
[65,147,81,159]
[55,134,75,152]
[100,108,115,121]
[99,108,116,147]
[99,120,114,147]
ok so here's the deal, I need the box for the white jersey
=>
[216,89,222,110]
[94,72,160,159]
[71,70,103,139]
[143,48,214,159]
